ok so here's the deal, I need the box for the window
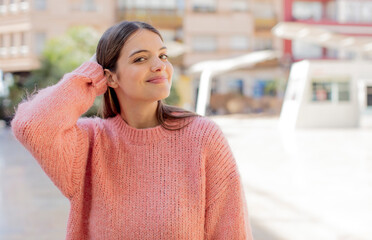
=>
[254,38,272,51]
[311,77,350,102]
[293,1,322,21]
[232,0,249,12]
[9,33,18,56]
[20,32,29,55]
[0,34,4,48]
[253,80,277,98]
[150,0,176,9]
[254,2,274,18]
[230,36,249,51]
[19,0,30,11]
[159,29,176,42]
[119,0,177,10]
[312,82,332,101]
[338,82,350,101]
[326,48,338,59]
[9,0,18,13]
[35,32,46,54]
[133,0,146,8]
[361,2,372,23]
[367,87,372,107]
[21,32,26,46]
[340,1,372,23]
[0,35,6,57]
[192,0,216,13]
[10,33,15,47]
[292,40,322,59]
[326,1,337,21]
[0,0,6,15]
[34,0,46,10]
[228,79,244,94]
[82,0,96,11]
[192,36,217,52]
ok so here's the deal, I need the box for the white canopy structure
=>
[188,50,280,115]
[272,22,372,57]
[273,22,372,129]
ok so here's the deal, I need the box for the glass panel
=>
[367,87,372,106]
[254,2,274,18]
[338,82,350,101]
[311,77,350,102]
[230,36,249,50]
[35,32,46,54]
[83,0,96,11]
[10,34,15,47]
[292,40,322,59]
[254,38,273,51]
[21,32,27,46]
[293,1,322,21]
[312,82,332,101]
[192,0,216,12]
[34,0,46,10]
[192,36,217,52]
[232,0,248,12]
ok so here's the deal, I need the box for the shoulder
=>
[183,116,226,144]
[188,116,221,132]
[76,116,107,136]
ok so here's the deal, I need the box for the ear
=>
[104,69,119,88]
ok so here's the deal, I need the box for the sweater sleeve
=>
[11,61,107,199]
[204,122,254,240]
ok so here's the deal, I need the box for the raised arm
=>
[11,61,107,199]
[204,122,254,240]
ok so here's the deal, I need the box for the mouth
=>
[146,76,168,84]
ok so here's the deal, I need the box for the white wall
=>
[280,60,372,129]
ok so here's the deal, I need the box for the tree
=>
[23,26,101,116]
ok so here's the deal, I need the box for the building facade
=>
[0,0,115,73]
[0,0,286,115]
[283,0,372,61]
[183,0,285,114]
[279,0,372,124]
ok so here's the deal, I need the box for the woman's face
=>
[107,29,173,103]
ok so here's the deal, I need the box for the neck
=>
[119,99,159,129]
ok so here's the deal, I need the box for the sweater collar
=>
[110,115,171,145]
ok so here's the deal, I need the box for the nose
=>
[150,58,166,72]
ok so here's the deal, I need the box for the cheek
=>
[167,62,174,73]
[166,63,174,79]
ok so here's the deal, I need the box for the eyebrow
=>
[129,46,167,58]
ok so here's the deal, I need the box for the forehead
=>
[121,29,164,56]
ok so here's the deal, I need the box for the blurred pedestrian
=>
[11,20,253,240]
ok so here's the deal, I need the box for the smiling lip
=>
[146,76,168,84]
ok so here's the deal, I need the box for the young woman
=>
[11,21,253,240]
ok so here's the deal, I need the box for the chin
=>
[147,94,169,103]
[157,90,171,100]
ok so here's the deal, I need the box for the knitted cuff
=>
[72,61,107,96]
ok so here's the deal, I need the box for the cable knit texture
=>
[11,61,253,240]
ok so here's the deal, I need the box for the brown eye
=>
[159,54,168,60]
[134,57,146,63]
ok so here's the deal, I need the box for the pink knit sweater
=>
[11,62,253,240]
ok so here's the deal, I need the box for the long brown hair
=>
[96,21,198,130]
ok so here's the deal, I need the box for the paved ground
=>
[1,116,371,240]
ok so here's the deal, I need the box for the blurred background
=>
[0,0,372,239]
